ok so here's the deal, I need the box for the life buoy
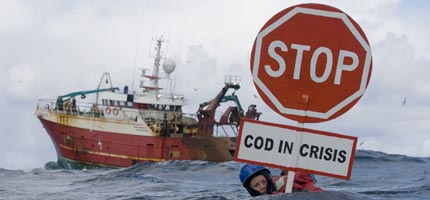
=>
[112,108,119,115]
[105,107,112,114]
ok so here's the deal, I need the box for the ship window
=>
[149,104,155,110]
[120,101,126,107]
[127,94,133,102]
[113,101,118,106]
[127,102,133,107]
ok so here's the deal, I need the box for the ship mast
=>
[141,36,166,94]
[150,38,163,95]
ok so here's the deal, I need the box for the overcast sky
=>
[1,0,430,170]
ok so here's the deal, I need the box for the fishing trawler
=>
[35,38,261,169]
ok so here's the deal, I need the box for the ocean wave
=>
[0,168,25,177]
[254,191,370,200]
[357,182,430,199]
[185,195,230,200]
[354,150,429,163]
[359,189,417,195]
[2,150,427,200]
[325,181,361,187]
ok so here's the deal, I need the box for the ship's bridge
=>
[98,91,185,107]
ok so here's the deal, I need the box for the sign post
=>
[236,3,372,194]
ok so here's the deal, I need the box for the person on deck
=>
[71,97,77,112]
[239,164,323,197]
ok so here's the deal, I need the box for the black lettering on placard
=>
[319,146,324,159]
[324,148,333,161]
[310,145,319,159]
[332,149,338,162]
[338,150,347,163]
[299,144,348,164]
[265,138,274,151]
[243,135,273,151]
[300,144,309,156]
[244,135,253,148]
[278,140,294,154]
[254,136,264,149]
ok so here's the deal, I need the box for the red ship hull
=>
[39,116,237,169]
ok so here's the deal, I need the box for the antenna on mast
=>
[131,14,144,91]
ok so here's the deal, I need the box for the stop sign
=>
[251,3,372,123]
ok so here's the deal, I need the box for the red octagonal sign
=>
[251,3,372,123]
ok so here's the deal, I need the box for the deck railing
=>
[36,99,108,118]
[35,99,198,123]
